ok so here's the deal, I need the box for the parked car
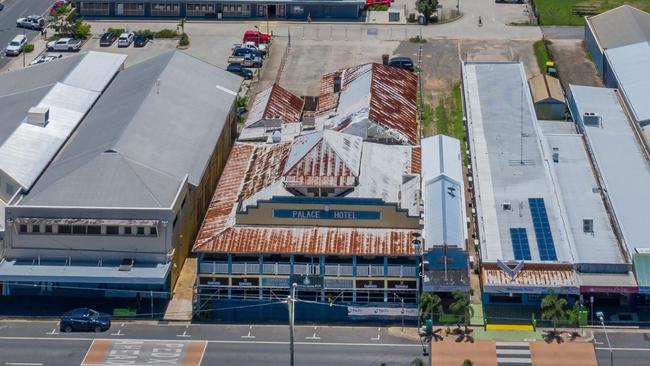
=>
[134,34,151,47]
[30,52,63,66]
[232,41,267,55]
[388,56,415,72]
[47,38,82,52]
[16,15,46,30]
[228,54,263,68]
[99,32,117,47]
[5,34,27,56]
[232,47,264,59]
[243,30,271,44]
[60,308,111,333]
[366,0,392,5]
[50,0,68,15]
[226,64,253,80]
[117,32,135,47]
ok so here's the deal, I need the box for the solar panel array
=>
[528,198,558,261]
[510,228,532,261]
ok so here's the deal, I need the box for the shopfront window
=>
[222,4,251,17]
[187,3,216,16]
[78,2,110,16]
[117,2,144,16]
[151,2,180,16]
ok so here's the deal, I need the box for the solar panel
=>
[528,198,558,261]
[510,228,531,261]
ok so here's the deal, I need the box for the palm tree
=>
[419,292,442,322]
[567,301,582,337]
[449,290,474,326]
[540,290,568,335]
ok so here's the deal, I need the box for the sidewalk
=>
[1,35,47,73]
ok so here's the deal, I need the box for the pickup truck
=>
[243,30,271,44]
[232,41,267,55]
[17,15,46,30]
[227,54,263,68]
[47,38,82,52]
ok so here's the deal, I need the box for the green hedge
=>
[24,44,34,53]
[106,27,125,35]
[179,33,189,46]
[156,28,178,39]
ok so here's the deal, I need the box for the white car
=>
[5,34,27,56]
[30,53,63,66]
[17,15,46,30]
[117,32,134,47]
[47,38,82,52]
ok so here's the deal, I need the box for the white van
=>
[6,34,27,56]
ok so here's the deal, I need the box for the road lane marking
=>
[595,347,650,352]
[306,326,320,340]
[5,363,44,366]
[241,325,255,339]
[371,327,381,341]
[46,328,58,335]
[176,324,191,338]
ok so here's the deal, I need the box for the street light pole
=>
[598,314,613,366]
[288,282,297,366]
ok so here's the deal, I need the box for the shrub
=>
[409,36,427,43]
[179,33,190,46]
[408,13,417,23]
[106,27,125,35]
[24,44,35,53]
[74,22,92,39]
[135,29,155,38]
[155,28,178,38]
[369,4,389,11]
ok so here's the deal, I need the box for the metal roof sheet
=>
[245,83,304,127]
[528,74,565,104]
[577,271,637,288]
[604,41,650,124]
[482,268,577,287]
[588,5,650,50]
[569,85,650,255]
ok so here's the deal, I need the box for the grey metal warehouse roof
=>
[0,52,126,191]
[569,85,650,256]
[17,51,242,208]
[422,135,466,250]
[604,41,650,125]
[588,5,650,50]
[463,61,571,264]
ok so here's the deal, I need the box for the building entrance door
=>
[267,4,277,18]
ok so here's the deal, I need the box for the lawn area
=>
[533,39,552,74]
[535,0,650,26]
[433,83,464,141]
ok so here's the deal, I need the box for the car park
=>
[388,56,415,72]
[243,30,271,44]
[134,34,151,48]
[47,38,82,52]
[226,64,253,80]
[233,47,264,59]
[30,53,63,66]
[99,32,117,47]
[5,35,27,56]
[59,308,111,333]
[118,32,135,47]
[16,15,46,30]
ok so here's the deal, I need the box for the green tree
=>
[411,358,426,366]
[567,301,582,336]
[461,360,473,366]
[540,290,568,334]
[48,4,91,39]
[449,290,474,326]
[416,0,439,24]
[419,292,442,321]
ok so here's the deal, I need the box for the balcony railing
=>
[324,264,354,276]
[199,261,416,278]
[199,261,229,274]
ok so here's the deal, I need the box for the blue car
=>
[60,308,111,333]
[227,64,253,80]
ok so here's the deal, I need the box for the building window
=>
[121,2,144,16]
[222,4,251,17]
[19,224,27,233]
[45,225,52,233]
[150,227,158,236]
[72,225,86,235]
[137,227,145,235]
[78,2,110,16]
[123,226,131,235]
[151,2,180,16]
[106,226,119,235]
[87,225,101,235]
[187,3,215,16]
[31,224,40,233]
[58,225,72,234]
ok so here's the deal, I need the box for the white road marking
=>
[371,328,381,341]
[46,328,58,335]
[306,326,320,340]
[176,324,191,337]
[595,347,650,352]
[241,325,255,339]
[496,349,530,355]
[5,363,44,366]
[496,358,531,363]
[110,328,123,336]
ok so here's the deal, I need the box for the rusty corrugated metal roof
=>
[245,84,304,127]
[316,63,418,145]
[411,147,421,175]
[482,269,577,287]
[239,142,291,201]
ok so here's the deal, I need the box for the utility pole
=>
[22,28,26,68]
[288,283,297,366]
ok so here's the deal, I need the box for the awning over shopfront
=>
[482,268,579,295]
[578,272,638,294]
[0,260,171,285]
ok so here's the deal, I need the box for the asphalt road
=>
[594,331,650,366]
[0,321,427,366]
[0,0,53,69]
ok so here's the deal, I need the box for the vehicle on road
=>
[5,35,27,56]
[134,34,151,47]
[243,30,271,44]
[59,308,111,333]
[228,54,263,68]
[388,56,415,72]
[118,32,135,47]
[50,0,68,15]
[16,15,46,30]
[226,64,253,80]
[232,41,267,55]
[47,38,82,52]
[99,32,117,47]
[30,52,63,66]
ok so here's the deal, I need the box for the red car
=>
[243,30,271,44]
[50,0,68,15]
[366,0,392,5]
